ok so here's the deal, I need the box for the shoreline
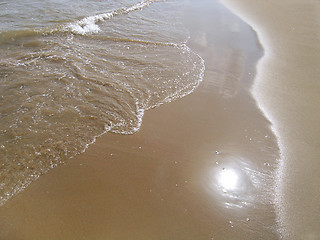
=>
[218,0,285,236]
[0,0,283,239]
[220,0,320,239]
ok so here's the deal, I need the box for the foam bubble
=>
[66,0,156,35]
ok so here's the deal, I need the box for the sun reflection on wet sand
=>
[205,152,272,214]
[218,168,238,191]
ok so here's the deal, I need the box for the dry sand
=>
[1,0,318,239]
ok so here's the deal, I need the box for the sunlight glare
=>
[219,169,238,191]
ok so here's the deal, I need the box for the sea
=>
[0,0,205,205]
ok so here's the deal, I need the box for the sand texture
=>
[1,0,318,239]
[221,0,320,239]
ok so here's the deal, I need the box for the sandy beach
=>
[0,0,319,239]
[221,0,320,239]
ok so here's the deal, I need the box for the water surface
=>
[0,0,204,205]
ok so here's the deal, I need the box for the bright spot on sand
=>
[219,169,238,191]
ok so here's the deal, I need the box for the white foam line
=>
[110,43,205,135]
[65,0,157,35]
[218,0,286,238]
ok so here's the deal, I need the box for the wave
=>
[64,0,158,35]
[0,0,204,206]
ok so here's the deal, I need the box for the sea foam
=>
[66,0,156,35]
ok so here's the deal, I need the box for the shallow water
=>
[0,0,282,239]
[0,0,205,205]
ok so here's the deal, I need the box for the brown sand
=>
[0,0,283,239]
[221,0,320,239]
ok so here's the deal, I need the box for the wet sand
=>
[0,0,295,239]
[221,0,320,239]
